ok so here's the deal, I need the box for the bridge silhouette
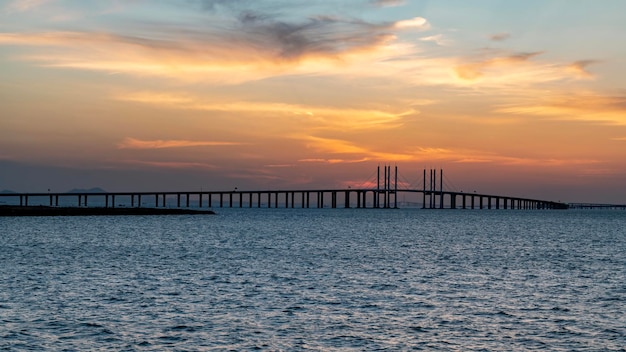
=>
[1,167,570,210]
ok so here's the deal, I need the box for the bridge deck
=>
[0,189,568,210]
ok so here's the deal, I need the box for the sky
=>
[1,0,625,203]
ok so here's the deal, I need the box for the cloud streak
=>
[490,32,510,41]
[4,0,50,13]
[371,0,406,7]
[455,51,544,81]
[0,9,430,83]
[116,91,413,131]
[299,135,602,167]
[119,159,219,170]
[566,60,599,78]
[117,138,242,149]
[494,94,626,125]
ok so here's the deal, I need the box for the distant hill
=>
[1,189,17,194]
[67,187,107,194]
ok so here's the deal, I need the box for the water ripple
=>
[0,209,625,350]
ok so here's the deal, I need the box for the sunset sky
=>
[1,0,625,203]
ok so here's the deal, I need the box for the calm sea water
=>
[1,209,624,351]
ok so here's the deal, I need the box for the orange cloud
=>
[116,91,413,131]
[119,159,219,170]
[300,135,602,168]
[455,52,544,81]
[298,158,369,164]
[117,138,241,149]
[566,60,599,78]
[1,26,593,93]
[494,94,626,125]
[0,11,428,83]
[301,136,454,163]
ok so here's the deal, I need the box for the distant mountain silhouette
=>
[1,189,17,194]
[67,187,107,194]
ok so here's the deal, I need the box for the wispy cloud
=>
[490,32,510,41]
[455,156,600,166]
[494,94,626,125]
[419,34,451,46]
[0,11,589,93]
[299,158,370,164]
[300,135,602,167]
[119,159,219,170]
[393,17,430,30]
[301,136,455,163]
[4,0,50,13]
[455,51,544,81]
[566,60,599,78]
[116,91,413,131]
[0,9,431,83]
[371,0,406,8]
[117,137,242,149]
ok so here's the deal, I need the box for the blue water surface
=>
[1,209,625,350]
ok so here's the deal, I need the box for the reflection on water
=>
[1,209,624,350]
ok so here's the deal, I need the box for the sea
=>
[1,208,624,351]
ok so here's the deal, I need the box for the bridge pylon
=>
[377,164,398,208]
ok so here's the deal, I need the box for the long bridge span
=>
[1,167,569,210]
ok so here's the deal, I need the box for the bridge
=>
[0,167,569,210]
[568,203,626,210]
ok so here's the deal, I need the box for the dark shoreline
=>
[0,206,215,217]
